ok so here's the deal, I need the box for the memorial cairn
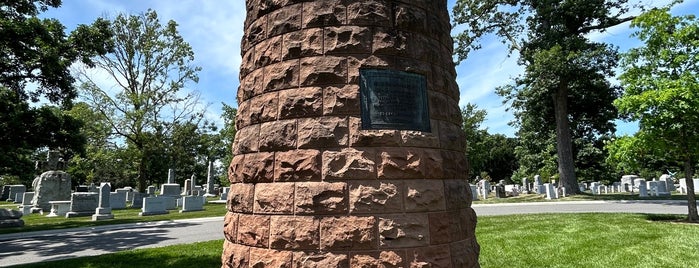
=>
[222,0,480,267]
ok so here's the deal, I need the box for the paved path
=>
[0,200,693,267]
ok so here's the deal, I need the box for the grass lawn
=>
[0,199,227,235]
[11,213,698,268]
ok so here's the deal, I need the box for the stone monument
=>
[222,1,479,267]
[204,161,216,197]
[30,151,72,213]
[92,182,114,221]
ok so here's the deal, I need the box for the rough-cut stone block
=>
[293,252,349,268]
[264,60,300,92]
[228,155,246,184]
[242,16,266,52]
[405,180,446,212]
[323,149,376,180]
[429,212,463,245]
[349,180,403,214]
[394,3,427,33]
[270,216,320,250]
[377,148,423,179]
[238,63,265,102]
[451,238,481,268]
[275,149,321,182]
[346,55,392,84]
[238,214,270,248]
[459,208,478,239]
[295,182,348,214]
[297,117,348,148]
[240,152,275,183]
[254,183,295,214]
[267,3,301,37]
[259,120,297,151]
[228,183,255,213]
[223,212,239,243]
[444,179,471,210]
[378,214,429,248]
[221,240,250,268]
[325,26,372,54]
[300,56,347,86]
[282,28,324,60]
[249,247,293,268]
[429,91,458,122]
[232,125,259,155]
[372,29,408,56]
[302,0,346,27]
[279,87,323,119]
[255,35,283,68]
[323,85,360,116]
[421,149,445,179]
[238,92,279,128]
[408,245,452,268]
[350,251,406,268]
[349,117,401,147]
[441,150,468,180]
[320,216,377,250]
[347,1,390,26]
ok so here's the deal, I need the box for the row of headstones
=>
[583,175,684,197]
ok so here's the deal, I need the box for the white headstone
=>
[46,201,71,217]
[204,161,216,197]
[66,192,99,218]
[470,184,479,201]
[92,182,114,221]
[140,197,169,216]
[179,196,205,213]
[545,183,557,199]
[167,169,175,184]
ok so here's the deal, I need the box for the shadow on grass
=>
[642,213,699,224]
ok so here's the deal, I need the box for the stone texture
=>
[264,60,299,92]
[292,252,349,268]
[237,68,264,102]
[221,241,250,268]
[223,212,238,243]
[255,35,283,68]
[249,247,293,268]
[300,56,348,86]
[378,214,429,248]
[350,251,406,268]
[323,149,376,180]
[320,216,377,250]
[237,214,270,248]
[429,211,463,245]
[283,28,324,60]
[322,85,360,116]
[325,26,372,55]
[259,120,297,151]
[349,180,403,214]
[267,3,301,37]
[349,117,401,147]
[302,0,346,28]
[237,92,278,128]
[408,245,452,268]
[270,216,320,250]
[279,87,322,119]
[346,1,390,26]
[239,152,275,183]
[274,149,321,182]
[232,125,259,155]
[295,182,348,215]
[444,179,472,210]
[405,180,446,212]
[297,117,348,148]
[227,183,255,213]
[377,148,424,179]
[254,183,295,214]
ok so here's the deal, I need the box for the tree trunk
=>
[552,84,579,194]
[683,158,698,222]
[137,153,147,193]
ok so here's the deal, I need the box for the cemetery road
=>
[0,200,694,267]
[0,216,223,267]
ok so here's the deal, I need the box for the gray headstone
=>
[92,182,114,221]
[140,197,169,216]
[66,192,99,218]
[160,184,180,197]
[31,171,72,212]
[205,161,215,196]
[182,179,192,196]
[109,192,127,209]
[179,196,205,213]
[167,169,175,184]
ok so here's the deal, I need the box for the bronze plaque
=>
[359,69,430,132]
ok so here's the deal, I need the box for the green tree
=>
[78,9,202,192]
[0,0,111,183]
[614,5,699,221]
[461,103,488,179]
[452,0,636,193]
[218,103,237,186]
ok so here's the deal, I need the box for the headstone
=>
[0,185,11,200]
[222,1,480,266]
[160,196,177,210]
[470,184,479,201]
[480,180,490,199]
[109,192,127,209]
[505,185,520,197]
[160,184,180,197]
[182,179,192,196]
[204,161,216,197]
[131,192,146,208]
[30,171,71,213]
[92,182,114,221]
[5,185,26,202]
[679,179,699,194]
[659,174,676,192]
[219,187,229,201]
[0,208,24,228]
[179,196,205,213]
[13,192,24,204]
[66,192,99,218]
[534,175,545,194]
[88,183,98,193]
[139,197,169,216]
[647,181,658,196]
[167,168,175,184]
[193,185,203,196]
[46,201,71,217]
[147,185,156,195]
[495,183,506,198]
[522,178,530,193]
[590,182,601,195]
[75,185,88,192]
[19,192,34,215]
[621,175,639,192]
[545,183,557,199]
[578,183,586,193]
[533,175,542,186]
[656,180,670,197]
[635,178,648,197]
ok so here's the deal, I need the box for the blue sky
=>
[42,0,698,137]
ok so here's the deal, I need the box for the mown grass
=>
[473,191,690,204]
[11,213,698,268]
[0,199,226,235]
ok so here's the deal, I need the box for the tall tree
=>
[218,103,237,186]
[0,0,111,183]
[614,4,699,221]
[452,0,635,193]
[79,9,202,192]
